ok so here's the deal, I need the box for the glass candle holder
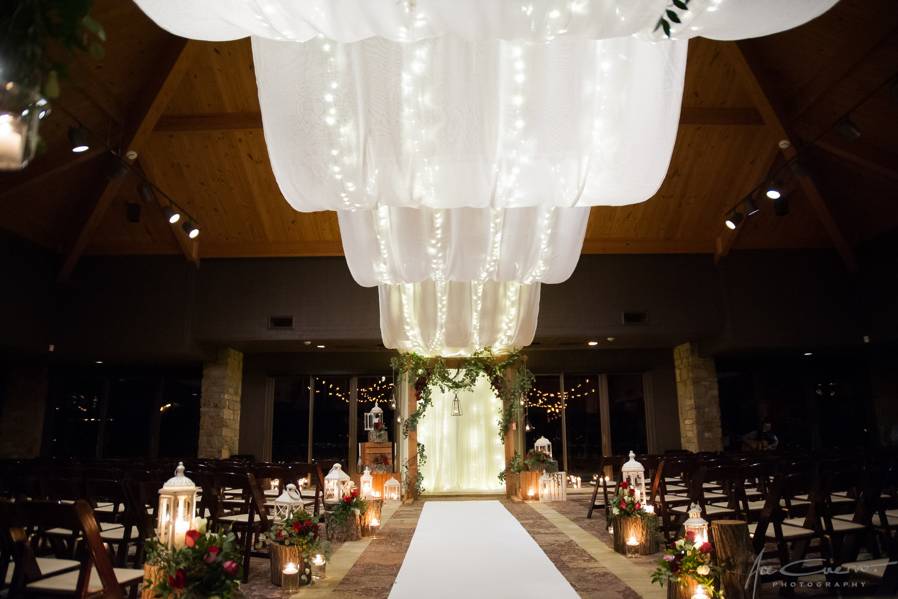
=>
[626,535,640,558]
[311,554,327,581]
[282,562,300,592]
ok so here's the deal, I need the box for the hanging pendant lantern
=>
[451,392,462,416]
[0,82,50,171]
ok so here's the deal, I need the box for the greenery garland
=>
[391,349,534,497]
[654,0,691,38]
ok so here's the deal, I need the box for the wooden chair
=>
[212,471,270,583]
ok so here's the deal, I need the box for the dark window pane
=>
[158,376,201,458]
[272,377,310,461]
[608,374,647,455]
[104,377,154,458]
[524,375,563,466]
[563,375,602,477]
[47,373,105,459]
[312,376,349,464]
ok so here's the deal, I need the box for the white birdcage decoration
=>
[272,484,305,521]
[534,436,552,457]
[539,471,567,502]
[621,450,646,504]
[364,402,384,431]
[157,462,197,549]
[360,467,373,498]
[384,477,401,501]
[324,463,351,502]
[683,503,709,545]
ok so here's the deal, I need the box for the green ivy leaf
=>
[655,18,671,37]
[666,10,682,24]
[673,0,689,10]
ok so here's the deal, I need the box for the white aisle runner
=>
[389,501,579,599]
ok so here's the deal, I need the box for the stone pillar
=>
[198,348,243,459]
[0,365,48,458]
[673,342,723,452]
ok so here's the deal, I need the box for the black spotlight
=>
[835,116,861,141]
[724,210,744,230]
[774,195,789,216]
[162,206,181,224]
[744,196,760,216]
[182,221,199,239]
[68,126,90,153]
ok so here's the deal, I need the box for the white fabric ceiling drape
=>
[133,0,838,357]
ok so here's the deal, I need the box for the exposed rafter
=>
[723,42,858,272]
[57,38,201,283]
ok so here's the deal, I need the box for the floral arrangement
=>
[651,531,719,596]
[145,519,241,599]
[268,509,321,555]
[498,451,525,483]
[330,487,367,525]
[611,480,646,517]
[524,449,558,473]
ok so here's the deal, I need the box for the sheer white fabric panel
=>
[379,281,539,357]
[253,34,686,210]
[416,373,506,494]
[339,206,588,286]
[134,0,837,43]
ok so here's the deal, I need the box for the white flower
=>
[194,517,207,534]
[675,539,685,548]
[612,507,619,515]
[697,565,710,576]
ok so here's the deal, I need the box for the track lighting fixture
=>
[724,210,743,230]
[744,196,760,216]
[162,206,181,224]
[765,186,781,200]
[68,126,89,153]
[182,220,200,239]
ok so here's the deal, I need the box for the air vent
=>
[621,311,648,325]
[268,315,294,330]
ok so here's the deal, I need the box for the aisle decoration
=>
[144,522,241,599]
[324,463,351,503]
[611,452,658,555]
[651,530,719,599]
[266,508,322,587]
[392,349,533,498]
[271,483,305,521]
[325,488,367,542]
[156,462,197,549]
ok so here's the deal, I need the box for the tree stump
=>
[269,543,311,586]
[519,471,541,500]
[666,577,699,599]
[361,498,383,536]
[141,564,163,599]
[711,519,754,599]
[325,511,362,542]
[505,472,520,499]
[612,515,659,555]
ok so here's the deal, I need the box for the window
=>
[272,377,311,461]
[312,376,350,464]
[524,375,563,467]
[608,373,647,455]
[563,375,602,478]
[158,376,201,458]
[356,375,396,446]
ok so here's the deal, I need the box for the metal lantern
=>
[0,82,50,171]
[621,450,646,504]
[157,462,197,549]
[683,503,709,545]
[450,392,462,417]
[384,477,401,501]
[272,483,305,521]
[324,463,350,502]
[364,402,384,431]
[360,466,373,498]
[534,436,552,457]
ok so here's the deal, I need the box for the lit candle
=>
[626,534,640,558]
[0,114,25,168]
[282,562,300,591]
[691,585,709,599]
[271,478,280,492]
[644,504,655,514]
[173,517,190,548]
[311,554,327,580]
[527,488,535,499]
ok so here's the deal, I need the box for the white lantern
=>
[534,436,552,457]
[157,462,197,549]
[684,503,709,545]
[324,463,350,503]
[360,467,373,499]
[384,477,401,501]
[0,82,50,172]
[621,450,646,505]
[272,483,305,521]
[364,402,384,431]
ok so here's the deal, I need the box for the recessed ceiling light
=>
[587,340,598,346]
[316,344,326,349]
[803,352,813,356]
[95,360,103,364]
[303,340,311,346]
[606,337,616,342]
[766,187,781,200]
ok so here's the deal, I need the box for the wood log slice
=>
[711,519,754,599]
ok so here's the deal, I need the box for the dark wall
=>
[0,235,56,355]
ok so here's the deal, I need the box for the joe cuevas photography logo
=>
[745,550,896,597]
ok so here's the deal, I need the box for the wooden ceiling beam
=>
[815,139,898,182]
[57,39,200,283]
[724,42,858,272]
[153,106,763,134]
[580,238,713,255]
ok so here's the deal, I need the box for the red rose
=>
[168,569,186,589]
[620,481,629,489]
[223,560,239,576]
[184,529,201,548]
[700,542,712,554]
[292,521,301,532]
[276,530,285,540]
[635,503,641,510]
[685,530,695,543]
[629,488,635,496]
[619,500,626,509]
[351,488,360,498]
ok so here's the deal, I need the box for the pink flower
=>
[663,554,675,562]
[204,546,220,563]
[223,560,239,576]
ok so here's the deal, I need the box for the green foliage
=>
[524,449,558,473]
[498,450,524,483]
[0,0,106,97]
[266,508,321,556]
[145,529,241,599]
[329,487,367,525]
[654,0,690,38]
[651,533,721,597]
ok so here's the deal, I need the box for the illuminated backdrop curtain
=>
[416,372,506,493]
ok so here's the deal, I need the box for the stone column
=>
[673,342,723,452]
[198,348,243,459]
[0,365,48,458]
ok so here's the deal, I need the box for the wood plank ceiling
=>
[1,0,896,269]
